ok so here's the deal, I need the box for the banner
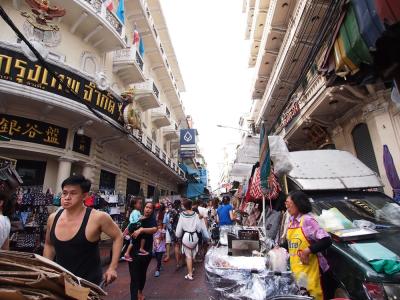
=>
[0,46,124,124]
[0,114,67,148]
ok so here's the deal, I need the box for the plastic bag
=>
[315,208,353,232]
[269,136,293,176]
[268,247,288,272]
[353,219,376,230]
[376,203,400,226]
[205,246,302,300]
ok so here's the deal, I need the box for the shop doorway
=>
[16,160,46,187]
[126,178,141,196]
[352,123,380,175]
[147,185,155,198]
[99,169,116,191]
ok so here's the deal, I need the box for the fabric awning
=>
[235,136,259,164]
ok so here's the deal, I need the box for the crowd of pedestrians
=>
[1,173,234,300]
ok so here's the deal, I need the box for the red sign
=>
[281,101,300,128]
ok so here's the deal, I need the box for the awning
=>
[235,136,259,164]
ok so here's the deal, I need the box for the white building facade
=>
[0,0,187,197]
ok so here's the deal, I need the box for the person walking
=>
[153,220,166,277]
[176,199,209,281]
[216,195,234,226]
[163,199,182,269]
[283,191,332,300]
[0,191,16,250]
[128,202,157,300]
[43,175,123,285]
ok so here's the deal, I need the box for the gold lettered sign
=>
[72,133,91,156]
[0,114,68,148]
[0,46,123,124]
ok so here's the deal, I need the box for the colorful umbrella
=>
[383,145,400,203]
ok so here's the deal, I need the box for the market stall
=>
[205,225,313,300]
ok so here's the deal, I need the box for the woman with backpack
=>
[176,199,209,281]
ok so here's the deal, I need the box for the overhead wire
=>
[262,0,345,134]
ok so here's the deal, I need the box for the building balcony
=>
[50,0,127,51]
[151,104,171,129]
[126,0,182,107]
[163,122,179,140]
[113,46,145,85]
[131,79,161,111]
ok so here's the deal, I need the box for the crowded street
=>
[1,0,400,299]
[104,259,211,300]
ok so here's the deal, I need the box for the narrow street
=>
[105,258,211,300]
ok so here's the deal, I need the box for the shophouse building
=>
[0,0,188,197]
[241,0,400,197]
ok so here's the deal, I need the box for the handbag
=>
[249,168,263,200]
[265,172,282,200]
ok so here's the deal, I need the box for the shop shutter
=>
[351,123,380,175]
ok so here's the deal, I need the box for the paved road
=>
[104,257,212,300]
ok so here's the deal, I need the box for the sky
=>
[160,0,253,190]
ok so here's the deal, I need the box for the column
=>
[55,158,73,193]
[82,163,95,183]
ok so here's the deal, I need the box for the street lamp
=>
[216,124,252,135]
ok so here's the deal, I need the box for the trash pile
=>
[0,250,106,300]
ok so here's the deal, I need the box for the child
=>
[153,220,166,277]
[123,199,148,262]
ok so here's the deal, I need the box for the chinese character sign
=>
[72,133,91,156]
[0,114,67,148]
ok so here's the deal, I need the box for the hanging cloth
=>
[139,33,145,57]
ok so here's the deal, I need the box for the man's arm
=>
[43,213,56,260]
[99,212,123,285]
[229,210,235,221]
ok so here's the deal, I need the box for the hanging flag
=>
[133,29,140,45]
[116,0,125,24]
[103,0,114,11]
[139,33,145,57]
[259,122,271,194]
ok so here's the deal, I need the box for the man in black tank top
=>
[43,175,123,286]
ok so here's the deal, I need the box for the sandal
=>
[184,274,194,281]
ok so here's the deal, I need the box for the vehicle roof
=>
[287,150,383,191]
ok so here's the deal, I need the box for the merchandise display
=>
[205,246,310,300]
[9,186,53,254]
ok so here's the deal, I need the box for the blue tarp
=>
[180,164,208,199]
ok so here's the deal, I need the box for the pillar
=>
[55,158,72,193]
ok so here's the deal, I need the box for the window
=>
[126,178,141,196]
[16,160,46,187]
[352,123,380,175]
[99,170,116,191]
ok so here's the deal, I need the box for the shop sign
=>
[0,114,67,148]
[72,133,91,156]
[281,101,301,128]
[0,47,123,124]
[180,129,196,148]
[180,150,196,159]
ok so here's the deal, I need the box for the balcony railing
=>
[83,0,124,36]
[136,52,144,70]
[152,82,160,98]
[146,137,153,150]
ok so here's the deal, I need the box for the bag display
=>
[250,168,263,200]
